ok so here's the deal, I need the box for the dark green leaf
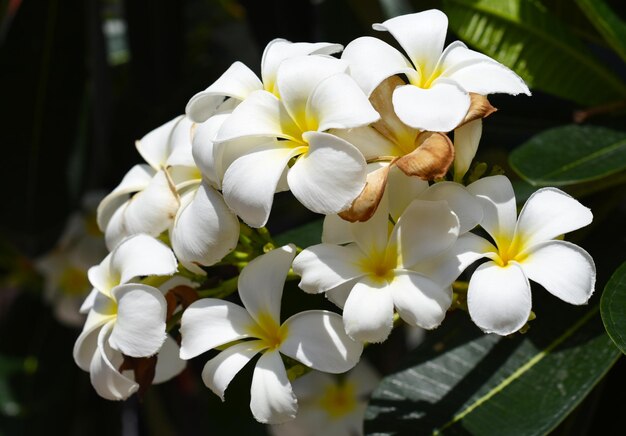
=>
[601,261,626,354]
[442,0,626,105]
[509,124,626,186]
[274,219,323,249]
[365,293,620,435]
[576,0,626,63]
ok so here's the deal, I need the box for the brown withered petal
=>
[395,132,454,180]
[339,162,394,222]
[370,76,411,144]
[458,93,497,127]
[165,292,178,322]
[119,355,158,400]
[165,285,199,322]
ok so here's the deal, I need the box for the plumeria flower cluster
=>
[70,9,596,430]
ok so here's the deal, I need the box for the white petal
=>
[281,310,363,373]
[89,322,139,400]
[288,132,366,215]
[136,116,183,169]
[453,119,482,182]
[109,284,167,358]
[386,165,429,220]
[186,62,262,123]
[373,10,448,79]
[325,279,357,309]
[171,183,239,266]
[392,199,459,267]
[261,39,343,94]
[153,336,187,384]
[439,41,530,96]
[223,141,304,227]
[306,73,380,132]
[238,245,296,324]
[468,261,531,335]
[342,278,394,343]
[515,188,593,247]
[192,113,229,186]
[421,181,483,234]
[79,287,99,314]
[103,203,130,250]
[467,175,518,246]
[110,233,177,285]
[351,193,391,256]
[392,81,470,132]
[292,244,365,294]
[520,240,595,305]
[250,350,298,424]
[330,126,399,160]
[341,36,417,96]
[322,213,353,244]
[73,311,113,371]
[349,360,381,397]
[179,299,254,359]
[201,340,265,400]
[166,117,196,168]
[390,271,452,329]
[88,253,113,294]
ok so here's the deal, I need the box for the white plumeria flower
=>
[179,245,363,424]
[214,55,380,227]
[185,38,342,123]
[270,361,380,436]
[342,9,529,132]
[446,175,595,335]
[73,234,185,400]
[293,196,460,343]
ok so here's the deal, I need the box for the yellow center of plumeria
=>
[249,311,289,351]
[492,234,528,267]
[409,64,443,89]
[318,381,358,419]
[357,245,398,284]
[58,266,90,296]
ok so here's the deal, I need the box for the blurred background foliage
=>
[1,0,626,434]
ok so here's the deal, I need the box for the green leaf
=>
[442,0,626,105]
[365,293,620,435]
[273,219,323,249]
[576,0,626,63]
[601,261,626,354]
[509,124,626,186]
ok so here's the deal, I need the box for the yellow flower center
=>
[492,234,528,267]
[249,311,288,351]
[318,382,358,419]
[58,266,90,296]
[356,245,398,284]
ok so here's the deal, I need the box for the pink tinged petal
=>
[215,90,300,143]
[186,61,263,123]
[201,340,265,400]
[342,278,395,343]
[390,271,452,329]
[330,126,400,160]
[467,175,518,245]
[341,36,417,96]
[223,141,304,228]
[238,245,296,324]
[386,166,429,220]
[322,213,353,244]
[438,41,530,96]
[468,261,531,335]
[306,73,380,132]
[280,310,363,373]
[453,119,482,182]
[520,240,595,305]
[392,81,470,132]
[393,199,460,267]
[109,284,167,358]
[250,350,298,424]
[73,312,114,371]
[90,323,139,400]
[288,132,367,215]
[421,181,483,234]
[136,116,183,169]
[261,39,343,93]
[373,9,448,79]
[515,188,593,247]
[171,183,239,266]
[153,336,186,384]
[110,233,177,285]
[293,244,365,294]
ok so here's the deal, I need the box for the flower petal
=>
[170,182,239,266]
[421,181,483,234]
[350,191,391,257]
[153,336,187,384]
[338,162,391,223]
[386,165,429,220]
[192,113,229,186]
[325,279,357,309]
[467,175,517,246]
[515,187,593,247]
[223,141,304,227]
[390,271,452,329]
[136,116,183,169]
[288,132,367,215]
[330,126,399,160]
[394,131,455,180]
[179,299,254,359]
[186,62,262,123]
[293,244,364,294]
[453,119,482,182]
[238,245,296,324]
[79,287,99,314]
[392,81,470,132]
[73,311,113,371]
[281,310,363,373]
[520,240,595,305]
[110,233,177,285]
[322,213,353,245]
[109,284,167,358]
[342,277,394,343]
[202,340,265,400]
[166,117,196,168]
[468,261,531,335]
[250,350,297,424]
